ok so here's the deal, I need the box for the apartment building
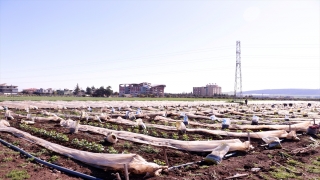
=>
[36,88,53,94]
[0,83,18,94]
[56,89,73,95]
[193,83,222,97]
[119,82,166,97]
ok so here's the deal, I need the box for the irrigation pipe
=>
[168,161,202,170]
[0,138,102,180]
[167,151,238,171]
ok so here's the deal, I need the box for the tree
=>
[92,86,104,97]
[92,86,113,97]
[74,83,80,96]
[105,86,113,97]
[21,90,29,94]
[86,87,92,95]
[91,86,96,94]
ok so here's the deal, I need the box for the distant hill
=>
[242,89,320,96]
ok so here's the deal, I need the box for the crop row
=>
[81,120,223,141]
[19,124,104,153]
[20,124,69,142]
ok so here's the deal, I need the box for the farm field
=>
[1,100,320,180]
[0,96,227,102]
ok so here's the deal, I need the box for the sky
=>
[0,0,319,93]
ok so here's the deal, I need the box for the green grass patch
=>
[18,163,29,168]
[270,166,296,179]
[5,169,30,180]
[12,141,20,146]
[31,148,48,157]
[313,160,320,166]
[107,146,118,154]
[2,157,13,162]
[48,155,59,163]
[123,142,133,149]
[307,165,320,174]
[258,173,271,180]
[139,145,159,153]
[287,159,303,167]
[153,159,166,166]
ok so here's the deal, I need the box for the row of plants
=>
[80,120,222,141]
[71,138,104,153]
[19,124,105,153]
[20,124,69,142]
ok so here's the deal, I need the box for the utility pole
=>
[234,41,242,102]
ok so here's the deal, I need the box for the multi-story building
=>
[22,88,38,94]
[119,82,166,97]
[0,83,18,94]
[193,83,222,97]
[36,88,53,95]
[56,89,73,96]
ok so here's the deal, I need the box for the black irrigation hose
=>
[0,138,102,180]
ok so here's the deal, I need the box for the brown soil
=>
[1,108,320,180]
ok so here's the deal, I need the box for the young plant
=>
[150,130,159,137]
[2,157,13,162]
[107,146,118,154]
[48,155,59,163]
[105,123,110,128]
[192,134,201,141]
[123,142,133,149]
[133,128,139,134]
[5,170,30,180]
[172,133,179,140]
[182,134,189,141]
[112,125,118,130]
[140,145,159,153]
[154,159,166,166]
[160,132,169,138]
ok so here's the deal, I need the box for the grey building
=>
[0,83,18,94]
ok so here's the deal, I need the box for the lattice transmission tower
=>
[234,41,242,101]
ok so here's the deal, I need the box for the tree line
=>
[21,83,115,97]
[75,83,114,97]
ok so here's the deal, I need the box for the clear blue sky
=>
[0,0,319,93]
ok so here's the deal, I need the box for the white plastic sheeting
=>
[0,120,167,175]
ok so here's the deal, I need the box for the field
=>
[0,100,320,180]
[0,96,226,102]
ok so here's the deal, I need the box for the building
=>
[22,88,38,94]
[35,88,53,95]
[56,89,73,96]
[193,83,222,97]
[119,82,166,97]
[0,83,18,94]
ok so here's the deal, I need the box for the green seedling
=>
[154,159,166,166]
[5,170,30,180]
